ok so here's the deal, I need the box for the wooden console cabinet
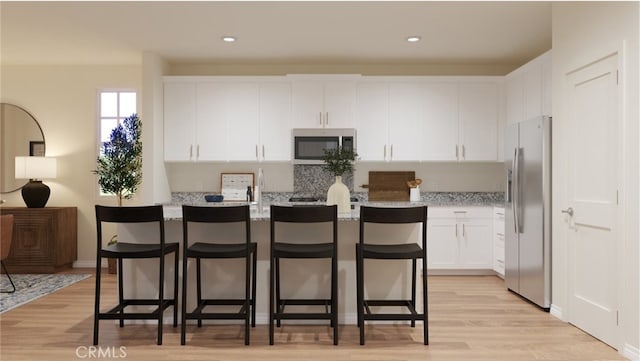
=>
[0,207,77,273]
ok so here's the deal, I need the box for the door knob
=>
[561,207,574,216]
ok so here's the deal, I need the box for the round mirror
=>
[0,103,45,193]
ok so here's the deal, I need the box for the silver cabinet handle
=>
[462,223,466,237]
[455,223,458,238]
[196,144,200,160]
[455,145,459,160]
[462,145,466,160]
[390,144,393,160]
[262,145,265,160]
[319,112,322,125]
[561,207,574,217]
[383,144,387,160]
[325,112,329,126]
[190,145,193,159]
[255,144,259,160]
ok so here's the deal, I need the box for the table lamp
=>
[15,156,57,208]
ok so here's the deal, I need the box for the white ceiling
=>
[0,1,552,70]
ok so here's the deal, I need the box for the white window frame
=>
[97,89,137,197]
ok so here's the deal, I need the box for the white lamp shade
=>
[15,156,57,179]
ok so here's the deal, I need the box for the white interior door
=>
[565,53,619,347]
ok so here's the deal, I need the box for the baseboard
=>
[425,269,496,276]
[74,260,98,268]
[622,343,640,361]
[549,304,563,320]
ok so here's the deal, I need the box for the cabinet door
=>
[422,83,459,161]
[259,82,292,161]
[323,81,356,128]
[225,83,260,162]
[427,219,459,268]
[196,83,228,161]
[388,83,424,161]
[292,82,324,128]
[459,83,498,161]
[355,82,388,161]
[505,74,524,126]
[164,82,196,161]
[458,219,493,268]
[523,64,543,121]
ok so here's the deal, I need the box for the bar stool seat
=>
[359,243,423,259]
[93,205,179,346]
[273,242,334,258]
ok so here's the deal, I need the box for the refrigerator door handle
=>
[513,147,520,234]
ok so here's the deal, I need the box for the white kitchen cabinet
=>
[387,83,425,161]
[458,82,499,161]
[355,81,427,162]
[422,82,459,161]
[493,206,505,277]
[427,206,493,270]
[292,78,357,128]
[505,50,552,126]
[258,82,293,161]
[164,81,197,161]
[354,82,388,161]
[196,82,233,161]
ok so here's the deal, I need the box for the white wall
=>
[552,2,639,357]
[0,64,142,265]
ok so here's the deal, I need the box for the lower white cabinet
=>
[493,206,505,277]
[427,206,493,270]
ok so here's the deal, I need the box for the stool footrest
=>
[275,299,334,321]
[99,299,175,320]
[188,299,251,320]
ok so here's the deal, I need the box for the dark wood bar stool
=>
[93,205,179,346]
[356,205,428,345]
[180,205,257,345]
[269,205,338,345]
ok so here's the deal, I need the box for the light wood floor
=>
[0,270,625,361]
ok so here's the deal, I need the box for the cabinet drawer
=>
[429,206,492,219]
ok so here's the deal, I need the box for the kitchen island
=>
[117,197,502,325]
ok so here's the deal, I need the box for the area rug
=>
[0,274,91,314]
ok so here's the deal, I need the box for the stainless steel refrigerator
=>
[504,116,551,310]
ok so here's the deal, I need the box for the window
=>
[98,91,136,196]
[99,91,137,150]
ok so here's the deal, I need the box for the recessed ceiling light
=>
[406,36,421,43]
[222,36,236,43]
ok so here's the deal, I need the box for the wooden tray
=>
[367,171,415,201]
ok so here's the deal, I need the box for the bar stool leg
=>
[275,257,282,328]
[422,256,429,345]
[118,258,124,328]
[196,258,202,328]
[93,254,102,345]
[269,250,275,345]
[173,250,179,327]
[251,249,257,327]
[244,249,251,346]
[356,244,365,345]
[158,254,165,345]
[332,248,338,345]
[181,251,188,345]
[411,258,417,328]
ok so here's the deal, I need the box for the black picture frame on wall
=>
[29,141,45,156]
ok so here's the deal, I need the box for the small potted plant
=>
[323,147,357,213]
[93,114,142,274]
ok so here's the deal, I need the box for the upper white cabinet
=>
[164,81,197,162]
[164,77,292,162]
[258,82,293,161]
[291,76,358,128]
[505,50,552,126]
[422,83,459,161]
[355,82,388,161]
[459,82,499,161]
[355,78,500,162]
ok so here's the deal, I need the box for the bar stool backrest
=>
[182,205,250,244]
[359,206,427,245]
[94,205,166,249]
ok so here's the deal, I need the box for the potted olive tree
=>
[323,146,357,214]
[93,113,142,273]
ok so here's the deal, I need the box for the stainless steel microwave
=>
[292,128,356,164]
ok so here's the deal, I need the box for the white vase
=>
[410,186,421,202]
[326,175,351,214]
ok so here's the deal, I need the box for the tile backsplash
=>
[293,165,354,197]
